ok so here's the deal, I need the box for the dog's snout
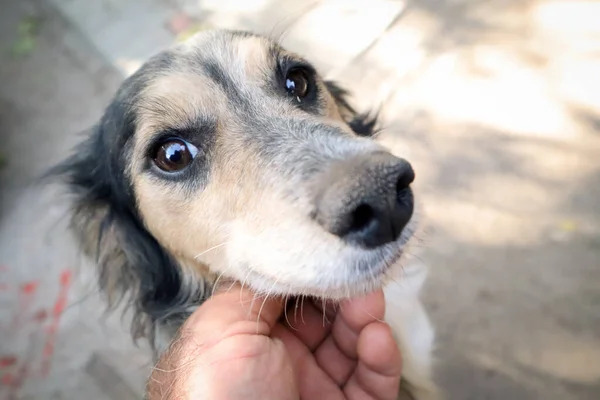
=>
[314,152,415,249]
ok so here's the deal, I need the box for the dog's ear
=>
[324,80,379,137]
[50,96,206,346]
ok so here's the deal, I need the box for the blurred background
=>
[1,0,599,399]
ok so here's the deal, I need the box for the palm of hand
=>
[149,289,401,400]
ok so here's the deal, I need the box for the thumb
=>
[148,285,285,399]
[182,283,285,342]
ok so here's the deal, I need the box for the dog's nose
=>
[313,151,415,249]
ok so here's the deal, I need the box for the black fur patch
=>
[324,81,379,137]
[49,67,209,348]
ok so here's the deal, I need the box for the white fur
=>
[384,262,438,399]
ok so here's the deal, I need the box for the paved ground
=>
[1,0,599,399]
[0,1,151,399]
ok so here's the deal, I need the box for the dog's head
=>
[56,30,418,337]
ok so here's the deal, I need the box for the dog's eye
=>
[285,68,310,100]
[153,139,198,172]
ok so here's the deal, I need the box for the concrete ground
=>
[1,0,599,399]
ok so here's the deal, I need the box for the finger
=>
[272,324,344,400]
[183,283,285,341]
[284,298,333,351]
[314,335,356,385]
[331,289,386,360]
[344,322,402,400]
[311,290,386,386]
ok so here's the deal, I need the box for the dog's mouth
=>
[223,237,410,300]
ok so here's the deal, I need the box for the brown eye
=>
[153,139,198,172]
[285,68,310,99]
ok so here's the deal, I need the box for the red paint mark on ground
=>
[4,332,38,399]
[21,281,39,294]
[2,372,14,386]
[2,280,38,397]
[40,269,72,377]
[8,280,38,336]
[0,270,74,390]
[32,309,48,323]
[59,270,71,286]
[7,362,29,400]
[0,356,18,368]
[52,297,67,316]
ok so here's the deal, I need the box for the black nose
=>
[313,151,415,249]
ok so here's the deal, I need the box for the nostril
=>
[349,204,375,233]
[395,165,415,196]
[396,178,409,202]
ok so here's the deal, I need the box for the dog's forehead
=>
[135,33,282,125]
[179,30,277,81]
[131,33,274,138]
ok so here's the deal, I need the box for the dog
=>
[54,29,438,399]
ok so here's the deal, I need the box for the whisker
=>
[321,298,331,327]
[193,242,229,260]
[239,266,255,305]
[283,295,299,331]
[256,278,279,332]
[222,280,237,295]
[211,267,231,297]
[294,295,301,324]
[360,302,385,324]
[407,252,426,266]
[300,295,306,325]
[248,292,259,319]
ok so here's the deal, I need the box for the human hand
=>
[146,284,402,399]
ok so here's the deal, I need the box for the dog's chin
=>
[228,244,407,300]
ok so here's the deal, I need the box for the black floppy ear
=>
[49,95,205,346]
[324,80,379,137]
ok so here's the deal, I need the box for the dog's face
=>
[60,30,418,316]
